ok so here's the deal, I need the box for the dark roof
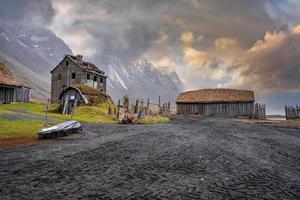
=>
[51,54,106,76]
[176,88,255,103]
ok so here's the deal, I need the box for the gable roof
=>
[51,54,106,77]
[176,88,255,103]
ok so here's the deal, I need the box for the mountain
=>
[0,23,183,103]
[0,23,72,101]
[91,55,184,104]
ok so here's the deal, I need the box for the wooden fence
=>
[107,96,172,121]
[285,105,300,120]
[253,103,266,120]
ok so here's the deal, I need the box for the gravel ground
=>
[0,116,299,200]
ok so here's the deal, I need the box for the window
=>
[66,61,69,66]
[58,74,61,80]
[87,73,90,80]
[100,78,103,83]
[72,72,76,79]
[93,76,97,81]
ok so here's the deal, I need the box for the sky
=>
[1,0,300,114]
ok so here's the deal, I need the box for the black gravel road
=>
[0,116,300,200]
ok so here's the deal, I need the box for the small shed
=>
[59,84,114,114]
[0,62,31,103]
[0,83,31,103]
[176,88,255,117]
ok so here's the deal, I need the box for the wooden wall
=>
[177,102,254,117]
[0,85,30,103]
[51,56,107,103]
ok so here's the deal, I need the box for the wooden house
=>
[0,62,31,103]
[51,54,107,103]
[176,88,255,117]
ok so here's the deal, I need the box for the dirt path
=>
[0,116,299,199]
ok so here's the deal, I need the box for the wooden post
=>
[71,99,78,120]
[44,99,50,126]
[158,96,161,116]
[117,99,120,119]
[62,96,68,115]
[134,99,139,114]
[147,98,150,109]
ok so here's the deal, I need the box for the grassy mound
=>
[0,102,119,139]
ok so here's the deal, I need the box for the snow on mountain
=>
[92,55,184,103]
[0,23,72,101]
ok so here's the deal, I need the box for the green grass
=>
[0,102,169,139]
[0,118,44,139]
[0,102,119,123]
[0,102,119,139]
[137,117,170,124]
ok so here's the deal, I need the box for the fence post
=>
[134,99,139,114]
[158,96,161,116]
[44,99,50,126]
[71,99,78,120]
[117,99,120,119]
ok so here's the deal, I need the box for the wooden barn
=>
[0,62,31,103]
[51,54,107,103]
[176,89,255,117]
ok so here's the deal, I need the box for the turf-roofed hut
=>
[176,89,255,117]
[59,84,114,114]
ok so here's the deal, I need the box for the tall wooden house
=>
[176,88,255,117]
[51,54,107,103]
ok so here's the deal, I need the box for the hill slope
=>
[0,23,72,101]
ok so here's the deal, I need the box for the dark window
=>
[66,61,69,66]
[72,72,76,79]
[93,76,97,81]
[58,74,61,80]
[87,73,90,80]
[100,78,103,83]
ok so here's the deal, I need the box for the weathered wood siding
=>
[177,102,254,117]
[59,88,86,114]
[51,57,107,103]
[0,85,30,103]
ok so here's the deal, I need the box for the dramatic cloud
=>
[214,37,238,50]
[0,0,55,25]
[2,0,300,113]
[228,25,300,93]
[180,32,194,44]
[183,47,219,71]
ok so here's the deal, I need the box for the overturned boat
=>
[38,120,82,139]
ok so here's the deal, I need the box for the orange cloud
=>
[180,32,194,44]
[214,37,238,50]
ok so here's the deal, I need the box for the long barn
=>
[176,89,255,117]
